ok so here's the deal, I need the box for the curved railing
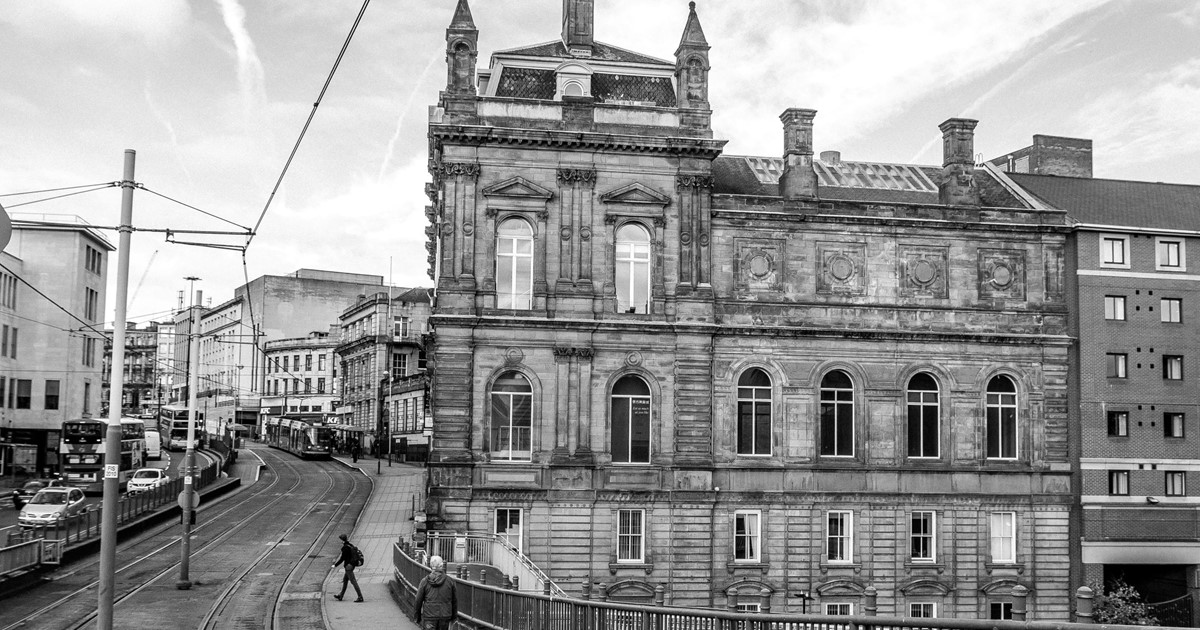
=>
[420,531,565,596]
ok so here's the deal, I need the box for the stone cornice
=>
[430,124,727,158]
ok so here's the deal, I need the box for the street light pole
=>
[98,149,137,630]
[177,279,201,589]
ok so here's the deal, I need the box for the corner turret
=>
[445,0,478,96]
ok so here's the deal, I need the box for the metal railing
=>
[422,531,565,596]
[0,456,223,579]
[393,543,1180,630]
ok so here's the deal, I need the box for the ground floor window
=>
[495,507,522,553]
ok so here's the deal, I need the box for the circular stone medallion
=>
[829,255,855,282]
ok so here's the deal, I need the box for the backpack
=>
[349,543,364,567]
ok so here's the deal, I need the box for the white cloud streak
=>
[215,0,268,119]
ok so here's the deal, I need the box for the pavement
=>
[322,453,423,630]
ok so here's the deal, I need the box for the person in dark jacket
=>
[330,533,364,602]
[413,555,457,629]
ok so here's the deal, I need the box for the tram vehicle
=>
[265,415,334,459]
[60,417,147,493]
[159,403,206,451]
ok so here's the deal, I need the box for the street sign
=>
[104,464,119,479]
[177,491,199,510]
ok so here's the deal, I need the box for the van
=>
[145,430,163,460]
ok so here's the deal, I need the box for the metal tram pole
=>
[98,149,137,630]
[177,281,201,589]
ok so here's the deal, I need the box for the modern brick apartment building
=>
[995,146,1200,621]
[423,0,1077,618]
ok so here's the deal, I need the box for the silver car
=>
[18,487,86,528]
[126,468,169,493]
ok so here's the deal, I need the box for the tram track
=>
[1,445,370,630]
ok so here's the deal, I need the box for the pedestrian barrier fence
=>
[393,539,1175,630]
[423,531,565,596]
[0,456,223,580]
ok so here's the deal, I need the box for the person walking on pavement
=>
[413,555,457,629]
[331,533,364,602]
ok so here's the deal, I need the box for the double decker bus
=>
[159,403,205,451]
[60,417,147,493]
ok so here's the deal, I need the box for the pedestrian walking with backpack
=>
[413,555,457,629]
[331,533,364,602]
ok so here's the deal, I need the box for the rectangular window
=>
[305,355,312,371]
[392,353,407,379]
[495,508,522,552]
[989,512,1016,563]
[1165,413,1185,438]
[15,379,31,409]
[304,378,312,394]
[8,327,15,359]
[733,510,761,562]
[909,603,937,618]
[910,511,935,562]
[1101,235,1129,267]
[1166,472,1186,497]
[317,378,326,394]
[45,380,60,410]
[826,511,853,563]
[1,324,7,357]
[1157,238,1185,271]
[1104,295,1126,321]
[281,356,289,372]
[825,604,852,616]
[85,287,99,321]
[292,378,300,394]
[617,509,645,563]
[1109,470,1130,495]
[84,337,96,366]
[293,355,300,372]
[1106,353,1127,378]
[83,382,91,414]
[990,602,1014,620]
[1107,411,1129,437]
[394,315,410,338]
[0,377,5,408]
[1162,298,1183,323]
[1164,356,1184,380]
[85,245,103,274]
[318,353,326,371]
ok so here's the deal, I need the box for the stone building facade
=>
[424,0,1073,618]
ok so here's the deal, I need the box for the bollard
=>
[480,568,487,584]
[727,587,739,614]
[504,576,513,589]
[1075,586,1094,623]
[760,587,772,614]
[597,582,609,602]
[864,586,878,616]
[582,582,592,601]
[655,585,665,607]
[511,575,519,590]
[377,461,381,475]
[1012,585,1029,621]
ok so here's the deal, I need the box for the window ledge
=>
[985,562,1025,575]
[609,561,654,575]
[726,561,769,574]
[819,562,861,574]
[905,561,945,574]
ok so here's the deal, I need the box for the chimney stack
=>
[938,118,980,206]
[562,0,595,56]
[779,108,818,201]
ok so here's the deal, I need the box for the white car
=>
[144,430,163,460]
[126,468,169,493]
[18,487,87,528]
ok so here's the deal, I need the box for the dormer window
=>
[564,81,584,97]
[555,62,592,100]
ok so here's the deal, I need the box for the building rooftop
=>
[1008,173,1200,232]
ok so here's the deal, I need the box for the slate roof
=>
[1008,173,1200,231]
[495,40,672,66]
[493,68,676,106]
[712,156,1027,208]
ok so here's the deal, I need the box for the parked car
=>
[126,468,169,494]
[145,430,163,461]
[18,487,86,528]
[10,476,66,509]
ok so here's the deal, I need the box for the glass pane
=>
[754,403,771,453]
[630,396,651,462]
[739,368,771,387]
[614,376,650,396]
[987,375,1016,393]
[822,370,852,389]
[612,398,630,462]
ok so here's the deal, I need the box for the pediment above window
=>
[899,578,952,595]
[600,182,671,207]
[482,176,554,200]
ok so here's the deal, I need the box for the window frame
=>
[826,510,853,564]
[1109,470,1130,496]
[494,507,523,553]
[1099,234,1130,269]
[1107,410,1129,437]
[1106,353,1128,379]
[909,603,937,619]
[495,217,535,310]
[614,222,652,314]
[15,378,31,409]
[909,510,936,563]
[989,512,1016,563]
[1163,355,1184,381]
[1164,412,1185,438]
[1156,237,1186,271]
[45,380,60,411]
[825,603,853,616]
[985,376,1018,460]
[1161,298,1183,323]
[906,373,940,459]
[1103,295,1126,321]
[611,375,652,465]
[1166,471,1186,497]
[819,371,855,458]
[733,509,761,563]
[735,368,772,457]
[489,372,534,462]
[616,508,646,563]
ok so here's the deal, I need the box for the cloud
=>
[0,0,191,44]
[215,0,268,119]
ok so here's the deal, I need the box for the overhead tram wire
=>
[240,0,372,375]
[0,261,112,343]
[2,183,119,209]
[0,182,118,198]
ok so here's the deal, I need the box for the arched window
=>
[820,370,854,457]
[564,81,584,97]
[615,223,651,314]
[737,368,772,456]
[907,373,940,458]
[611,375,651,464]
[496,218,534,310]
[985,375,1018,459]
[490,372,532,461]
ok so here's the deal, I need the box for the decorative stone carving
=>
[554,347,595,359]
[504,347,524,365]
[1044,245,1065,300]
[817,243,866,295]
[438,162,480,178]
[625,351,643,366]
[676,175,714,190]
[560,226,573,241]
[899,246,948,298]
[557,168,597,185]
[735,239,784,292]
[462,222,474,236]
[579,226,592,241]
[978,249,1026,300]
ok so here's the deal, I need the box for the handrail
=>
[424,531,566,596]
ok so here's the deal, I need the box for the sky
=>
[1,0,1198,328]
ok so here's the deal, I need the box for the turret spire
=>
[444,0,479,99]
[450,0,475,29]
[675,2,711,112]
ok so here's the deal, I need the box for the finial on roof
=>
[677,1,709,49]
[450,0,475,29]
[689,1,696,10]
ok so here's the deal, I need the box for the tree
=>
[1090,578,1160,626]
